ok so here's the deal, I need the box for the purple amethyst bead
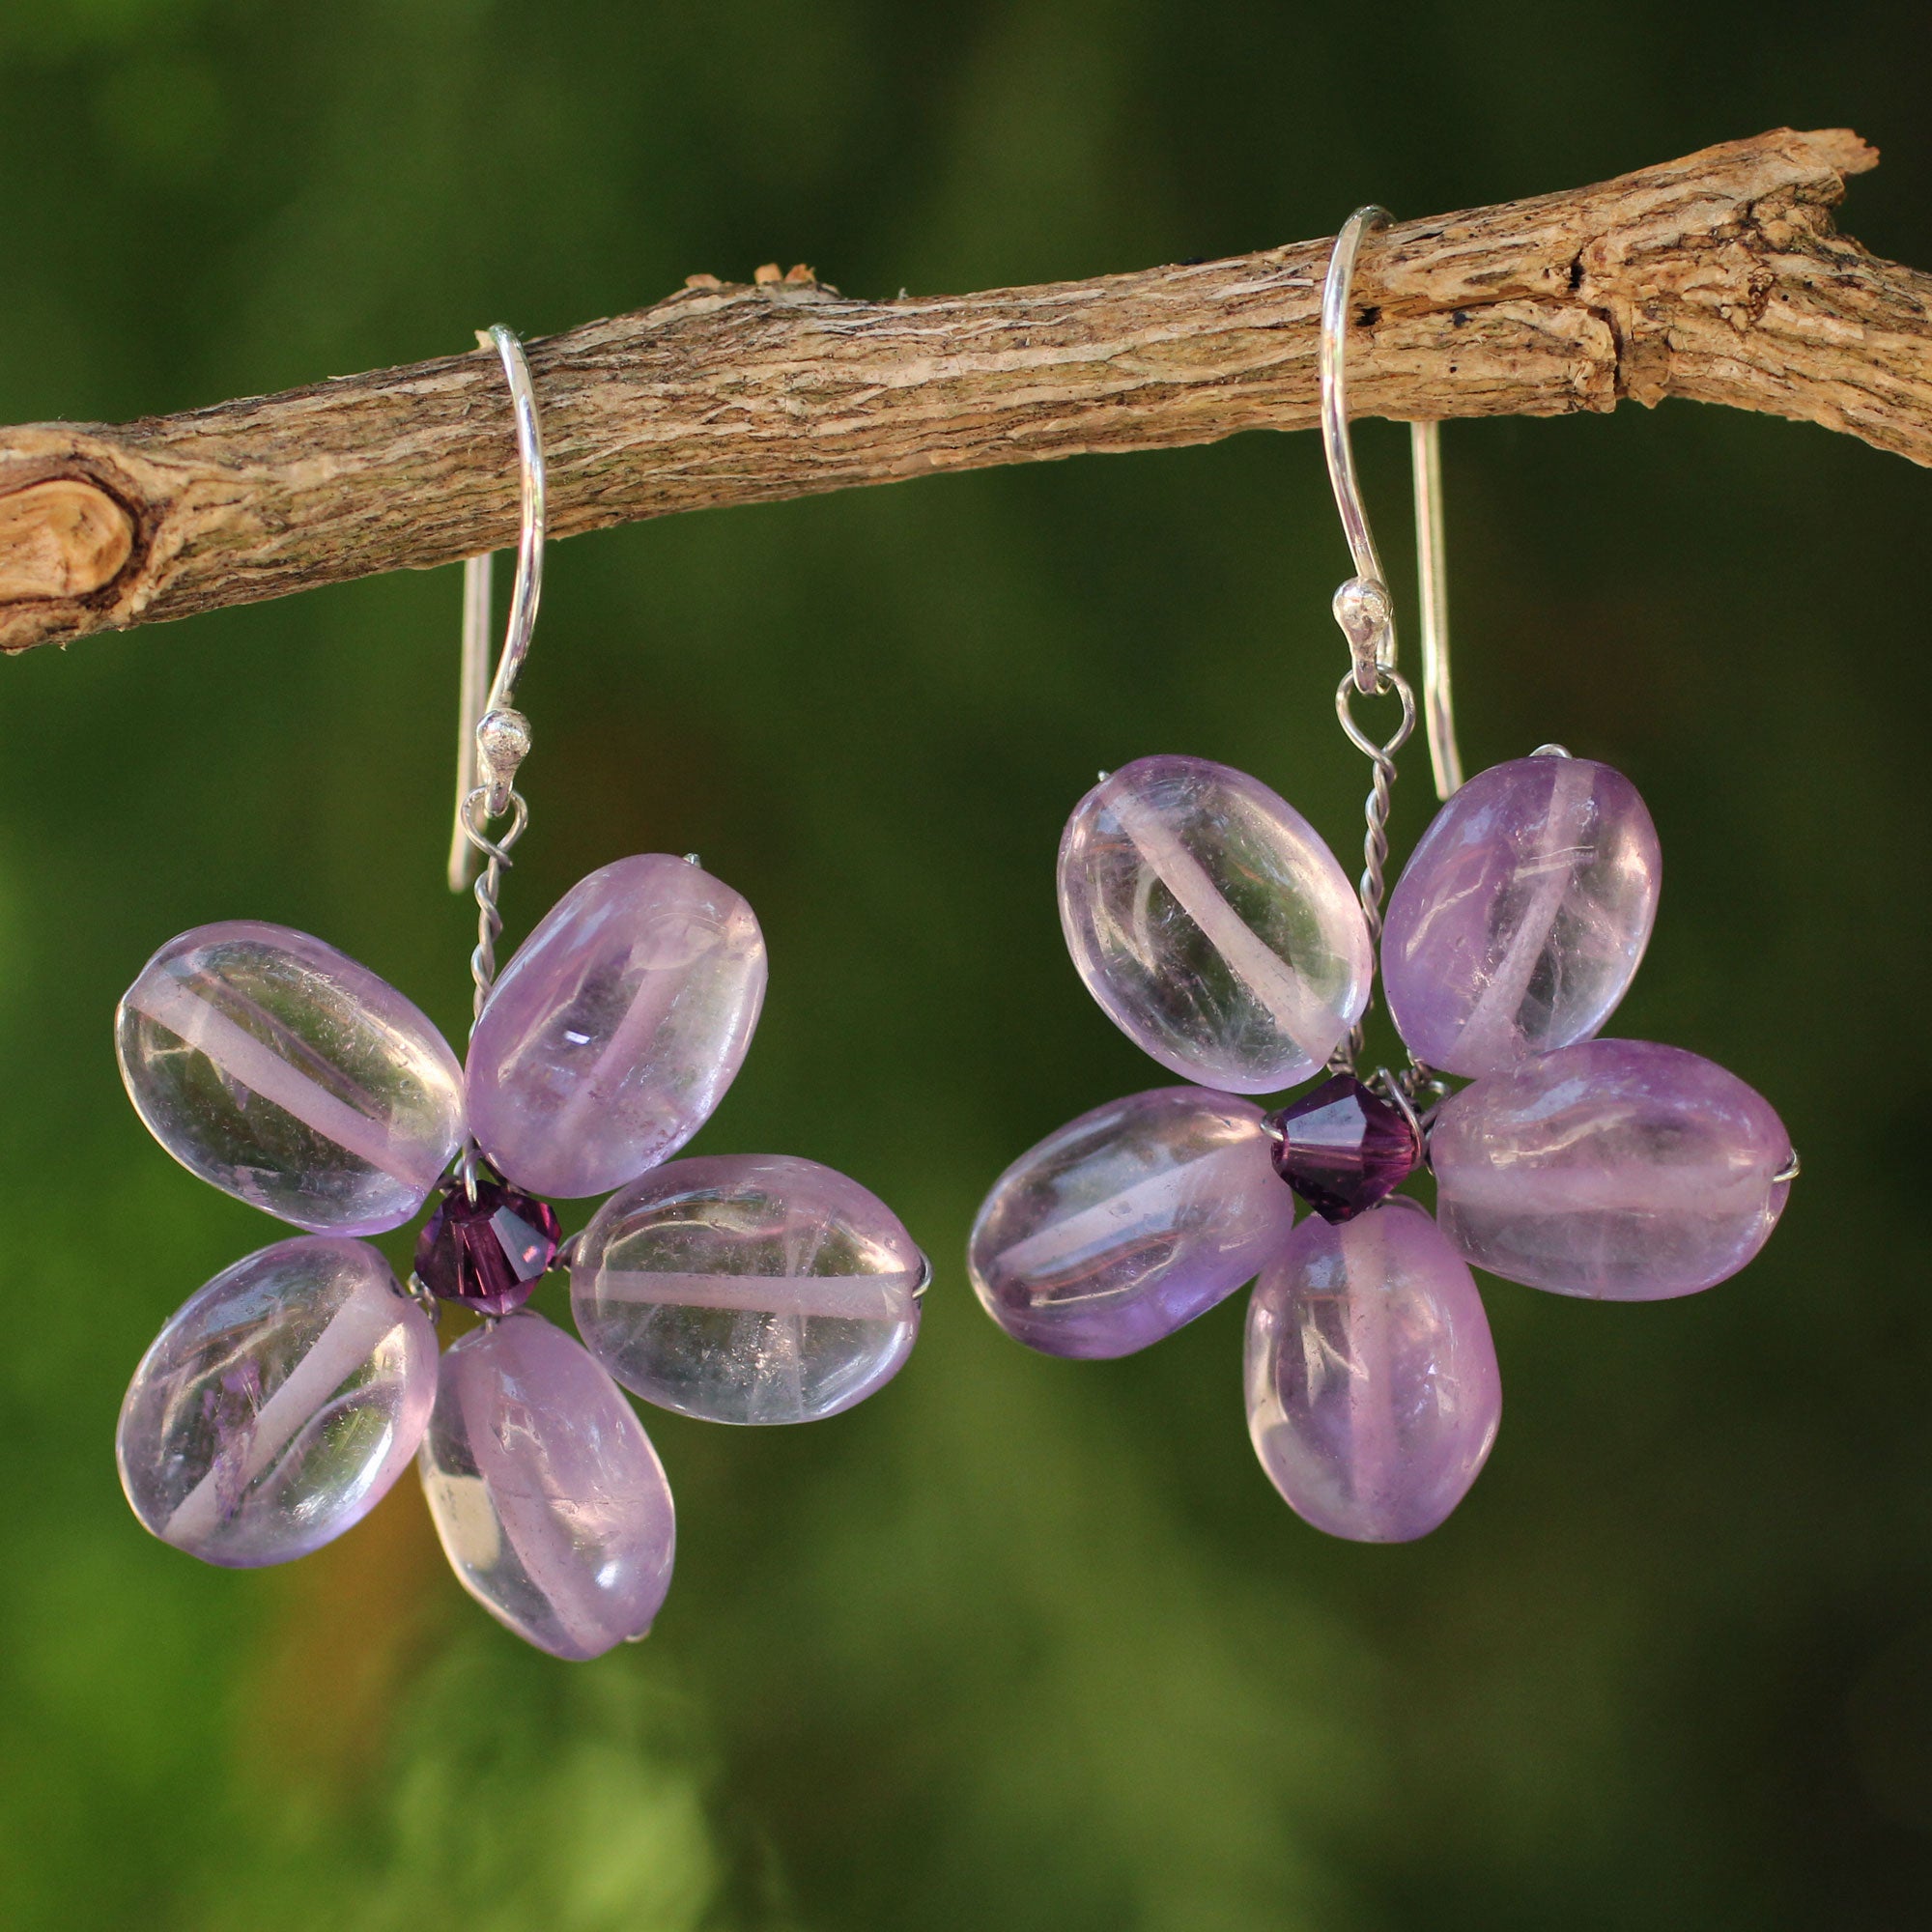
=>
[116,922,466,1235]
[414,1178,562,1317]
[117,1236,438,1567]
[417,1311,676,1661]
[969,1086,1298,1358]
[573,1153,923,1425]
[1057,756,1372,1094]
[1382,755,1661,1078]
[1267,1074,1421,1223]
[467,855,767,1200]
[1245,1199,1500,1543]
[1431,1038,1792,1299]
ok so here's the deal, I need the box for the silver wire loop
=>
[1773,1150,1802,1185]
[448,324,548,890]
[403,1271,442,1326]
[1335,665,1416,769]
[1372,1065,1426,1155]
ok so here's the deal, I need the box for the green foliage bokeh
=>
[3,2,1931,1925]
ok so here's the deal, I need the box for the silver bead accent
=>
[1332,575,1395,694]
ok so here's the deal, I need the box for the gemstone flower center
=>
[1265,1074,1421,1224]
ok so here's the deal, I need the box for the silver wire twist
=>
[1330,668,1416,1068]
[461,788,528,1029]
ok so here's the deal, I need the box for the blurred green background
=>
[3,1,1930,1925]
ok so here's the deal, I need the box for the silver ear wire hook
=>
[1321,207,1398,697]
[1321,210,1463,801]
[447,324,547,892]
[1410,419,1463,799]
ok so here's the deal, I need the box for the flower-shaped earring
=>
[113,329,926,1659]
[968,210,1797,1544]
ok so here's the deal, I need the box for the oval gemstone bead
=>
[466,855,767,1200]
[418,1312,675,1661]
[1381,754,1661,1078]
[573,1153,923,1423]
[117,1236,437,1567]
[116,923,466,1235]
[1431,1038,1792,1299]
[969,1086,1297,1358]
[1245,1199,1500,1543]
[1057,755,1372,1094]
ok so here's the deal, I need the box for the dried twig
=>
[0,128,1920,655]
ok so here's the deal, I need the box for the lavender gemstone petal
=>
[116,923,466,1235]
[466,855,766,1200]
[117,1236,437,1567]
[1057,756,1372,1093]
[1382,755,1661,1077]
[418,1312,675,1661]
[574,1153,922,1424]
[1245,1199,1500,1543]
[969,1086,1298,1358]
[1431,1038,1792,1299]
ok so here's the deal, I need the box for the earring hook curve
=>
[1320,209,1463,799]
[447,324,548,892]
[1321,206,1396,696]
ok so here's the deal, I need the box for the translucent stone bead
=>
[418,1312,676,1661]
[1057,755,1373,1094]
[466,855,767,1200]
[1431,1038,1792,1299]
[573,1153,923,1424]
[969,1086,1297,1358]
[1245,1199,1499,1543]
[1381,754,1661,1078]
[116,923,466,1235]
[116,1236,437,1568]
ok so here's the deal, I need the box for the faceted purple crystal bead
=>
[1431,1038,1792,1299]
[573,1153,923,1425]
[117,1236,438,1567]
[1245,1199,1500,1543]
[467,855,767,1200]
[969,1086,1298,1358]
[116,922,466,1235]
[1267,1074,1421,1224]
[1382,755,1661,1078]
[414,1178,562,1317]
[418,1312,676,1661]
[1057,756,1373,1094]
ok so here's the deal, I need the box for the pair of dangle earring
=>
[970,209,1799,1543]
[113,327,927,1659]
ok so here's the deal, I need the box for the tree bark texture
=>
[0,127,1921,655]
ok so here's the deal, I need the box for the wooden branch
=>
[1,127,1922,655]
